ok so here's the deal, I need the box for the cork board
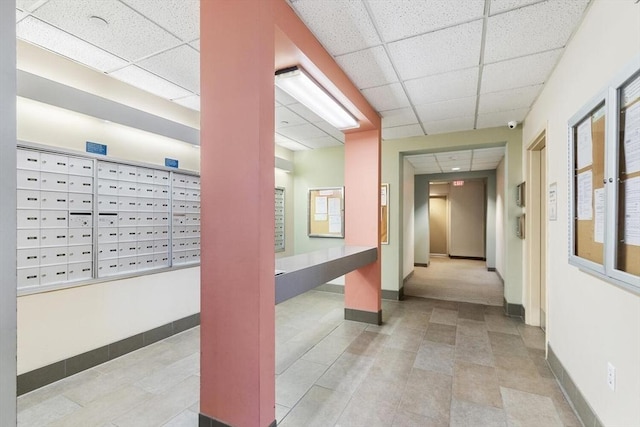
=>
[308,187,344,238]
[574,106,605,265]
[380,183,389,245]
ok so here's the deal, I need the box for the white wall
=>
[522,0,640,424]
[496,157,505,278]
[449,180,485,258]
[402,158,414,279]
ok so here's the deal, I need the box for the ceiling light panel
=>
[382,124,424,140]
[109,65,192,100]
[361,82,410,111]
[275,87,298,106]
[173,95,200,111]
[388,20,483,80]
[314,120,345,143]
[404,67,478,105]
[286,102,325,124]
[478,84,542,114]
[33,0,181,61]
[380,107,419,128]
[489,0,545,16]
[367,0,485,42]
[484,0,589,63]
[275,106,308,129]
[422,116,475,135]
[137,45,200,94]
[415,96,477,123]
[17,16,128,72]
[289,0,380,56]
[482,49,562,94]
[476,108,528,129]
[120,0,199,41]
[276,123,328,141]
[335,46,398,89]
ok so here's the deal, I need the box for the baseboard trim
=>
[503,298,525,319]
[449,255,486,261]
[315,283,344,294]
[344,308,382,325]
[414,263,429,267]
[487,267,496,272]
[17,313,200,395]
[199,413,276,427]
[547,345,603,427]
[316,283,403,301]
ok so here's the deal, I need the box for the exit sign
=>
[453,180,464,187]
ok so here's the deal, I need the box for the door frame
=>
[525,128,547,328]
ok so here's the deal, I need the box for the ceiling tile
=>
[120,0,199,41]
[277,123,328,141]
[275,87,297,106]
[423,116,475,135]
[489,0,545,16]
[275,106,308,129]
[33,0,181,61]
[275,133,311,151]
[482,49,562,94]
[380,107,419,128]
[382,124,424,140]
[314,121,345,143]
[304,136,343,149]
[137,45,199,93]
[189,39,200,51]
[16,8,28,22]
[367,0,485,42]
[361,83,410,111]
[476,108,529,129]
[415,96,476,123]
[173,95,200,111]
[335,46,398,89]
[289,0,380,56]
[405,67,478,105]
[388,20,483,80]
[109,65,192,99]
[16,0,42,12]
[472,147,505,159]
[286,102,324,123]
[17,16,129,72]
[484,0,589,63]
[478,84,542,114]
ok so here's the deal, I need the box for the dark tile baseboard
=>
[503,298,525,319]
[17,313,200,395]
[316,283,404,301]
[547,345,604,427]
[344,308,382,325]
[199,413,276,427]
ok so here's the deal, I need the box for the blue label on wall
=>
[165,158,179,168]
[86,141,107,155]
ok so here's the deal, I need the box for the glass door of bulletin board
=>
[308,187,344,238]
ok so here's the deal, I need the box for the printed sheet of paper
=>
[623,101,640,174]
[328,197,341,215]
[381,185,388,206]
[594,188,605,243]
[577,170,593,220]
[576,119,593,170]
[548,182,557,221]
[315,196,327,214]
[624,176,640,246]
[319,190,334,196]
[314,214,327,221]
[622,73,640,107]
[328,215,342,233]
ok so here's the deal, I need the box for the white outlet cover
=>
[607,362,616,391]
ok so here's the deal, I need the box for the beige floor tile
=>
[424,322,457,346]
[17,394,80,427]
[392,410,449,427]
[316,352,375,395]
[456,318,489,338]
[275,404,290,424]
[301,334,355,366]
[455,333,495,367]
[345,330,389,357]
[414,341,455,375]
[517,324,546,350]
[336,393,397,427]
[368,347,417,382]
[278,385,350,427]
[161,409,199,427]
[399,368,452,423]
[453,361,503,408]
[397,310,431,331]
[501,386,563,427]
[384,327,425,352]
[430,307,459,325]
[488,331,529,357]
[352,373,407,407]
[484,314,521,335]
[450,398,507,427]
[135,352,199,394]
[276,358,328,408]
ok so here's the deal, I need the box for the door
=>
[540,146,547,330]
[429,196,448,255]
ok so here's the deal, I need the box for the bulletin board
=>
[380,183,389,245]
[616,72,640,276]
[573,103,606,265]
[308,187,344,238]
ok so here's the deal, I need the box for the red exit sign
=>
[452,180,464,187]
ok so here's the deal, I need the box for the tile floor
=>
[17,291,581,426]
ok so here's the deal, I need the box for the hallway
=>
[17,291,579,426]
[405,257,504,306]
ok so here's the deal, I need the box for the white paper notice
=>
[315,196,327,214]
[576,119,593,170]
[319,190,334,196]
[328,197,341,215]
[624,176,640,246]
[594,188,605,243]
[329,215,342,233]
[381,185,388,206]
[577,170,593,220]
[623,101,640,174]
[548,182,557,221]
[314,214,327,221]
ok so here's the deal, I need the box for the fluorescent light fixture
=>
[275,66,359,130]
[109,65,192,100]
[451,167,461,171]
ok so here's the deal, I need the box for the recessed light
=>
[452,167,460,171]
[89,15,109,28]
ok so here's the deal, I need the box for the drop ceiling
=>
[406,146,505,174]
[15,0,591,152]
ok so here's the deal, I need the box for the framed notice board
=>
[308,187,344,238]
[381,183,389,244]
[569,57,640,293]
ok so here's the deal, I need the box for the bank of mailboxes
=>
[275,188,285,252]
[16,148,201,289]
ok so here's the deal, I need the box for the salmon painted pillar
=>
[199,1,275,426]
[344,129,382,324]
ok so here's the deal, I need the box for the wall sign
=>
[86,141,107,155]
[165,158,179,168]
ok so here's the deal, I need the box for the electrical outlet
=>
[607,362,616,391]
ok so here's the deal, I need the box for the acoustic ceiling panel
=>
[335,46,398,89]
[120,0,200,41]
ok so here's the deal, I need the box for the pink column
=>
[344,129,382,324]
[199,1,275,426]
